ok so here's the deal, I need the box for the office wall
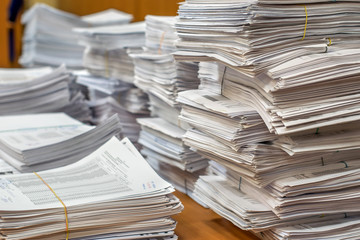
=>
[57,0,181,22]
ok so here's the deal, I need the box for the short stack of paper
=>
[76,72,149,144]
[20,3,132,69]
[0,65,91,122]
[130,15,199,107]
[0,137,183,240]
[74,23,150,144]
[172,0,360,239]
[0,113,122,172]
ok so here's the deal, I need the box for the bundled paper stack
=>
[173,0,360,239]
[20,3,132,69]
[0,65,91,122]
[0,113,122,172]
[74,23,150,144]
[0,137,183,239]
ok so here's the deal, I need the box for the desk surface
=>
[173,191,260,240]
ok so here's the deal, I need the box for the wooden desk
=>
[173,191,260,240]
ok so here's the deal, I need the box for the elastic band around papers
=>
[220,67,228,95]
[340,161,348,168]
[327,38,332,46]
[315,128,319,134]
[301,5,308,40]
[158,31,166,54]
[238,176,242,190]
[34,172,69,240]
[321,157,324,166]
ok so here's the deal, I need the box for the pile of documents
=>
[130,15,200,107]
[172,1,360,239]
[76,72,149,144]
[20,3,132,68]
[74,21,145,82]
[0,137,183,239]
[0,65,91,122]
[131,15,208,200]
[74,23,150,144]
[0,113,122,172]
[175,1,360,135]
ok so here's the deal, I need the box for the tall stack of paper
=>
[0,113,122,172]
[74,23,150,144]
[0,137,183,239]
[20,3,132,69]
[129,15,208,201]
[173,1,360,239]
[0,65,91,122]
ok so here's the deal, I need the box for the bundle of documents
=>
[175,0,360,134]
[0,65,91,121]
[221,49,360,135]
[178,89,276,151]
[130,15,200,107]
[20,3,132,68]
[175,1,360,71]
[0,113,122,172]
[75,22,145,82]
[76,73,149,144]
[0,137,183,239]
[137,117,208,172]
[137,117,208,203]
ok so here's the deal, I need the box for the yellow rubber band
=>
[301,5,308,40]
[158,31,166,54]
[327,38,332,46]
[34,172,69,240]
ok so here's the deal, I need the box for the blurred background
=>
[0,0,182,68]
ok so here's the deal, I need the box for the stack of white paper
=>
[130,16,199,107]
[74,22,150,145]
[0,113,122,172]
[20,3,132,69]
[172,1,360,239]
[76,73,149,144]
[0,137,183,239]
[0,65,91,122]
[175,1,360,71]
[129,15,208,201]
[137,118,208,172]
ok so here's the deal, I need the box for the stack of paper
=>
[130,15,208,201]
[74,22,150,145]
[172,1,360,239]
[0,65,91,122]
[0,137,183,239]
[175,0,360,135]
[130,15,199,107]
[76,73,149,144]
[0,113,122,172]
[175,1,360,71]
[178,89,275,151]
[137,118,208,172]
[20,3,132,68]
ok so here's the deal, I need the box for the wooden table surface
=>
[173,191,260,240]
